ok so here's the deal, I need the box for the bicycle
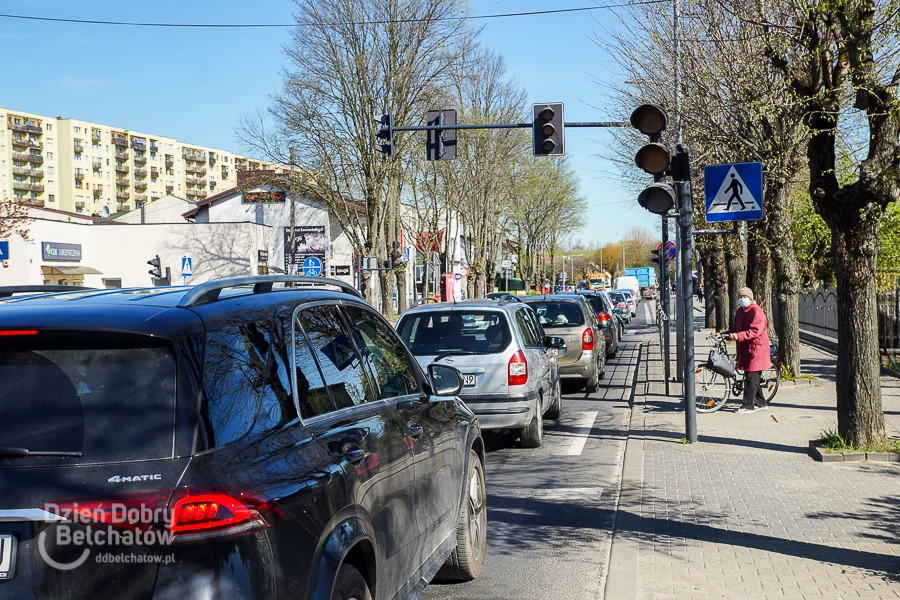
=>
[694,332,781,413]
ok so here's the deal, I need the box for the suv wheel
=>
[599,355,607,380]
[520,396,544,448]
[545,381,562,420]
[584,371,599,393]
[437,449,487,582]
[331,564,372,600]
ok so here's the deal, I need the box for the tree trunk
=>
[724,230,746,331]
[746,222,776,341]
[831,210,886,447]
[475,272,487,298]
[766,184,801,376]
[700,249,716,329]
[396,264,408,314]
[712,243,728,331]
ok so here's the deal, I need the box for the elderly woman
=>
[723,287,772,414]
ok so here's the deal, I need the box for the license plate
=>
[0,534,16,580]
[463,374,477,387]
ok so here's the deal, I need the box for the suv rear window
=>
[526,301,586,328]
[0,333,175,464]
[577,295,603,313]
[398,310,511,355]
[609,292,627,304]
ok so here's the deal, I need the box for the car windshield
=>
[617,291,634,301]
[526,301,586,328]
[609,292,627,304]
[398,310,512,355]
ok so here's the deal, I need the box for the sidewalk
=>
[606,316,900,600]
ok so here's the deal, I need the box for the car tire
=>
[437,449,487,582]
[598,356,607,380]
[331,564,372,600]
[545,381,562,419]
[520,396,544,448]
[584,372,599,393]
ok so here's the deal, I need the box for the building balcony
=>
[9,122,42,135]
[185,189,208,198]
[185,165,207,175]
[182,151,206,162]
[76,200,86,210]
[116,191,130,200]
[116,177,130,186]
[13,153,43,164]
[150,143,159,153]
[150,169,159,178]
[135,194,148,203]
[209,156,217,165]
[75,172,85,182]
[12,138,42,150]
[74,142,84,153]
[134,155,147,166]
[93,189,103,198]
[166,185,174,193]
[135,182,148,190]
[13,182,44,193]
[115,165,129,174]
[134,168,148,178]
[113,137,128,147]
[115,151,129,161]
[93,160,103,170]
[165,158,174,168]
[132,141,146,151]
[24,198,45,208]
[13,168,42,178]
[117,204,130,213]
[92,131,102,142]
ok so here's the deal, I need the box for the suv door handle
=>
[342,443,368,465]
[407,425,424,438]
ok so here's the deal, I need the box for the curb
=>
[602,339,645,600]
[809,442,900,463]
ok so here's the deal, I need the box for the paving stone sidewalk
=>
[611,318,900,600]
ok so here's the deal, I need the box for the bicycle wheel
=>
[761,365,780,404]
[694,364,731,413]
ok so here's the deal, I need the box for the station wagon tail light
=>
[582,328,595,351]
[508,349,528,386]
[0,329,39,336]
[43,487,284,544]
[598,312,612,326]
[617,302,627,308]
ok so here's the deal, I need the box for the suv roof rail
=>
[177,275,363,307]
[0,285,97,298]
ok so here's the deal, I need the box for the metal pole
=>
[392,121,629,132]
[674,148,697,444]
[675,218,685,381]
[289,148,296,278]
[661,216,671,396]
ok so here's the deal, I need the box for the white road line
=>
[563,410,599,456]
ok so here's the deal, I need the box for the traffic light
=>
[649,248,663,266]
[376,110,395,157]
[426,109,457,161]
[631,104,676,215]
[148,255,162,278]
[532,103,564,156]
[390,241,403,269]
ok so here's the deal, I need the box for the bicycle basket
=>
[706,350,736,378]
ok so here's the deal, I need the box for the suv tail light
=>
[617,302,627,308]
[582,328,595,351]
[508,349,528,386]
[43,487,284,544]
[598,312,612,326]
[0,329,39,336]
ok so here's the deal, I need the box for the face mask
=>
[738,298,751,309]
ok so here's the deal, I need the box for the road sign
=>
[181,257,193,277]
[501,259,512,269]
[665,241,676,260]
[402,247,412,263]
[454,273,462,281]
[459,266,469,277]
[704,162,763,222]
[0,241,8,260]
[302,256,323,277]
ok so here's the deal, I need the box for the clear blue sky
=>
[0,0,657,245]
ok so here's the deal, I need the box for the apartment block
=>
[0,107,279,215]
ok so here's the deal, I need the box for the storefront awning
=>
[44,266,103,275]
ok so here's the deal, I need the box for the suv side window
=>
[272,310,334,420]
[298,304,377,411]
[343,305,421,399]
[524,308,546,344]
[199,322,270,449]
[515,309,540,347]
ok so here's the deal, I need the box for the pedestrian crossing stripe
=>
[707,166,761,214]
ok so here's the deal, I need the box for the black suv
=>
[0,277,486,600]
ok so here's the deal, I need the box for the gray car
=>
[522,295,606,392]
[397,299,566,448]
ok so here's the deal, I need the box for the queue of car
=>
[0,276,633,600]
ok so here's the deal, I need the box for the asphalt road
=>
[423,304,652,600]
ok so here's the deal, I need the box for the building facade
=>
[0,107,278,216]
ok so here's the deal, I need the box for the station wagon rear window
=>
[0,332,176,465]
[526,301,586,328]
[398,311,512,355]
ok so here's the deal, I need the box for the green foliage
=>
[790,184,833,287]
[877,201,900,273]
[818,428,900,453]
[818,429,850,451]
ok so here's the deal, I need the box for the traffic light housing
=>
[631,104,676,215]
[649,248,663,266]
[148,255,162,278]
[390,241,403,269]
[532,103,564,156]
[376,110,395,157]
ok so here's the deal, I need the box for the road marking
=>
[557,410,598,456]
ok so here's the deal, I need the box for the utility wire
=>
[0,1,668,29]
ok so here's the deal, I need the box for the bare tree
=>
[0,201,31,241]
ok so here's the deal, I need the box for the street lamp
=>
[561,254,581,290]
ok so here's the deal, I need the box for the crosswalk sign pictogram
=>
[181,257,193,277]
[704,162,764,223]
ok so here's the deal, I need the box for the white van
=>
[615,276,641,306]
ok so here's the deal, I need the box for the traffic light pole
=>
[391,120,627,133]
[673,146,697,444]
[660,215,671,396]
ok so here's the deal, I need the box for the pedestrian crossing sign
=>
[181,257,193,277]
[704,162,764,223]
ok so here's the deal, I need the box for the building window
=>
[48,180,55,189]
[102,279,123,289]
[75,126,81,133]
[46,152,53,160]
[45,124,52,132]
[48,195,55,202]
[48,166,54,175]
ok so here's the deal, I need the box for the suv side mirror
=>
[427,364,463,397]
[544,336,566,349]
